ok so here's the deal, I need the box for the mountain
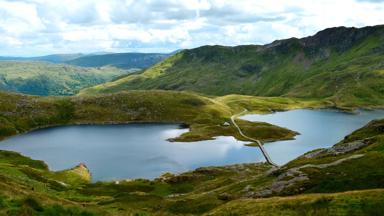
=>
[80,25,384,108]
[0,61,132,96]
[0,53,84,63]
[66,52,170,69]
[0,52,171,96]
[0,52,170,70]
[29,53,84,63]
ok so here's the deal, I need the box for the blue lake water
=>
[0,124,261,181]
[0,109,382,181]
[240,109,384,165]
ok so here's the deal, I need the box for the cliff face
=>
[301,26,381,51]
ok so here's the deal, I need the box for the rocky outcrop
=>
[248,154,365,198]
[303,139,371,159]
[301,26,382,52]
[68,163,92,182]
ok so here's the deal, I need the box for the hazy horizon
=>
[0,0,384,56]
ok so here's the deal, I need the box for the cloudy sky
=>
[0,0,384,56]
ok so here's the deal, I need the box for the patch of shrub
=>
[181,98,206,107]
[41,205,95,216]
[23,197,43,212]
[0,196,6,208]
[167,197,222,214]
[54,99,75,123]
[0,116,17,137]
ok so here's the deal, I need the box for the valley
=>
[0,23,383,216]
[0,52,170,96]
[0,61,132,96]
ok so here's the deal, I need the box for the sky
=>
[0,0,384,56]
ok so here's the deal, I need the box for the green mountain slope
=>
[81,25,384,108]
[66,52,169,69]
[0,61,131,96]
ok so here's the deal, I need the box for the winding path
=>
[230,110,279,167]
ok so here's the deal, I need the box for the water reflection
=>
[241,109,384,165]
[0,124,263,181]
[1,109,381,181]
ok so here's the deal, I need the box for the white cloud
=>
[0,0,383,56]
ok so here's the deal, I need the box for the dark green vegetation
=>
[81,25,384,108]
[0,61,131,96]
[66,52,169,69]
[0,115,383,215]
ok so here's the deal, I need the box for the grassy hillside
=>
[0,61,131,96]
[208,118,384,215]
[207,189,384,216]
[81,25,384,108]
[0,115,383,215]
[66,52,169,69]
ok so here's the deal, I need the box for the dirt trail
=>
[230,110,278,167]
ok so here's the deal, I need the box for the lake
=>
[0,109,382,181]
[241,109,384,165]
[0,123,262,181]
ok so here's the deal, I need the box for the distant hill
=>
[0,54,84,63]
[80,25,384,108]
[0,52,170,69]
[66,52,170,69]
[0,61,132,96]
[31,54,85,63]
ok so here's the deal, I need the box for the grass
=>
[215,94,330,113]
[0,150,100,215]
[206,189,384,216]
